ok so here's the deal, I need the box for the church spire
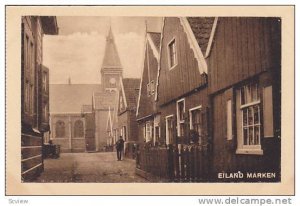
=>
[101,25,122,69]
[101,22,123,91]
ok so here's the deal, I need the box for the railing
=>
[136,145,169,180]
[136,143,210,182]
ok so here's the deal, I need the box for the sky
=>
[43,16,162,84]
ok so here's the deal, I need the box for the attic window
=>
[147,83,151,97]
[168,38,177,69]
[150,80,155,95]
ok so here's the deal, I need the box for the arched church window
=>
[55,120,65,138]
[74,120,84,137]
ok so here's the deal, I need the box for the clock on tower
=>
[100,26,123,91]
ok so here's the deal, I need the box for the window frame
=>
[165,114,174,145]
[55,120,66,138]
[236,83,263,155]
[176,98,185,137]
[145,121,152,142]
[150,80,155,95]
[167,37,178,70]
[74,119,84,138]
[147,83,151,97]
[189,105,203,144]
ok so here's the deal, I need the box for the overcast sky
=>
[43,16,162,84]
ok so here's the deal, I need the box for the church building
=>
[49,27,124,153]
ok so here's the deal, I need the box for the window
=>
[55,120,65,138]
[150,80,155,95]
[121,126,127,141]
[154,115,160,144]
[145,121,152,142]
[236,82,263,155]
[23,34,35,116]
[74,120,84,137]
[42,71,47,92]
[189,106,202,143]
[168,38,177,69]
[166,115,174,145]
[177,99,185,137]
[147,81,155,96]
[43,103,48,122]
[147,83,150,96]
[25,81,30,112]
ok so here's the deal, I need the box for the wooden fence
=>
[136,144,210,182]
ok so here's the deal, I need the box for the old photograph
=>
[5,5,294,195]
[21,15,281,183]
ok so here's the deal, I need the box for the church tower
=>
[101,26,123,91]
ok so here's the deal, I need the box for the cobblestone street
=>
[35,152,148,183]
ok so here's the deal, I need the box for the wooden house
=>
[117,78,140,158]
[21,16,58,181]
[136,17,213,181]
[206,17,281,180]
[156,17,210,146]
[136,32,161,145]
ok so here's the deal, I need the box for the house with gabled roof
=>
[156,17,211,147]
[136,17,213,181]
[117,78,140,158]
[136,32,161,145]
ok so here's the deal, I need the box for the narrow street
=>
[35,152,148,183]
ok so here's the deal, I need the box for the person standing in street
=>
[116,136,125,161]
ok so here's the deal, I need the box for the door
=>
[85,113,96,151]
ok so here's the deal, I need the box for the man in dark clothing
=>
[116,136,125,161]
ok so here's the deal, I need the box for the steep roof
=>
[148,32,161,51]
[122,78,140,110]
[101,27,122,69]
[50,84,101,113]
[136,32,161,119]
[187,17,215,55]
[93,90,118,110]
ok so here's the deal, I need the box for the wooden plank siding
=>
[159,88,209,144]
[208,17,280,94]
[137,39,159,119]
[21,132,43,181]
[208,17,281,181]
[157,18,207,106]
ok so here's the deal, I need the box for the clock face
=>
[109,77,116,85]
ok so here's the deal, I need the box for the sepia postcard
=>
[5,5,294,195]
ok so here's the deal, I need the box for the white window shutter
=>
[227,99,233,140]
[263,86,274,137]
